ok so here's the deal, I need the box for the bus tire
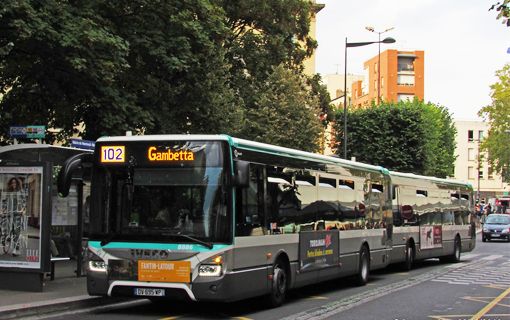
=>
[266,258,288,308]
[355,245,370,286]
[403,241,415,271]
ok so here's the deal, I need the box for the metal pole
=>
[75,179,83,277]
[377,33,381,105]
[343,37,348,159]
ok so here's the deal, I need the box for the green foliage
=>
[490,1,510,26]
[0,0,323,149]
[333,100,456,177]
[239,65,323,152]
[478,64,510,182]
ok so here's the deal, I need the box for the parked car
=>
[482,214,510,242]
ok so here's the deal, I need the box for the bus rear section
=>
[389,172,476,269]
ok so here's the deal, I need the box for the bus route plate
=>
[138,260,191,283]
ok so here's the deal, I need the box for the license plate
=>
[134,288,165,297]
[492,233,501,237]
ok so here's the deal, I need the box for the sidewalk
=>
[0,259,126,319]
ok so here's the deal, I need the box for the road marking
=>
[462,253,480,260]
[480,254,504,260]
[430,314,510,319]
[279,258,482,320]
[306,295,329,300]
[470,287,510,320]
[159,316,182,320]
[232,317,253,320]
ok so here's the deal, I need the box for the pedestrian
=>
[485,203,492,215]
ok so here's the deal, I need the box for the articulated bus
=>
[57,134,475,306]
[388,171,476,270]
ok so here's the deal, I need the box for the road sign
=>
[26,126,45,139]
[9,126,45,139]
[70,138,95,150]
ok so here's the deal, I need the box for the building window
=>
[468,166,475,180]
[468,130,474,142]
[478,130,484,141]
[397,74,415,86]
[398,57,415,72]
[397,94,414,102]
[488,166,494,180]
[468,148,475,161]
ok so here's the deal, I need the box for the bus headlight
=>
[199,255,224,277]
[89,260,107,272]
[198,264,222,277]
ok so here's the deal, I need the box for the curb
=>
[0,295,128,319]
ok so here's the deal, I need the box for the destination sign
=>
[147,146,195,162]
[100,146,125,163]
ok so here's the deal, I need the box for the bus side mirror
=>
[57,153,93,197]
[234,160,250,188]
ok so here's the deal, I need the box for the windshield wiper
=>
[162,233,214,249]
[100,233,120,246]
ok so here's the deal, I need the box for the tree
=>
[0,1,133,143]
[0,0,325,148]
[490,1,510,26]
[0,1,242,143]
[239,65,323,152]
[478,64,510,182]
[333,100,456,177]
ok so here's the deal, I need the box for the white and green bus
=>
[58,134,474,306]
[388,171,476,270]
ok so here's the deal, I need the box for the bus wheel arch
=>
[266,252,290,308]
[355,243,370,286]
[441,234,461,263]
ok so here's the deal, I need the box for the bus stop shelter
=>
[0,144,91,291]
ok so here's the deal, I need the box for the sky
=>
[314,0,510,120]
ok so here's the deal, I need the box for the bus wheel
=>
[267,259,288,308]
[356,245,370,286]
[442,236,461,263]
[404,242,415,271]
[452,237,461,262]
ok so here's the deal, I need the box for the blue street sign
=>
[9,125,45,139]
[9,126,26,138]
[70,138,95,150]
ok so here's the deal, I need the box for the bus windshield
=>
[89,140,231,245]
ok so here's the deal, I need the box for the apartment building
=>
[351,49,424,107]
[454,120,509,200]
[303,2,325,76]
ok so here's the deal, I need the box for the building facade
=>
[454,120,509,201]
[303,2,325,76]
[351,49,424,107]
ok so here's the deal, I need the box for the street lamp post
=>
[343,36,396,159]
[365,27,394,105]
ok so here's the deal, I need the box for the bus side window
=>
[235,165,265,237]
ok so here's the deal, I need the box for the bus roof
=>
[389,170,472,190]
[96,134,389,175]
[231,137,388,174]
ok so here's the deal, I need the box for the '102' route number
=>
[101,146,125,163]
